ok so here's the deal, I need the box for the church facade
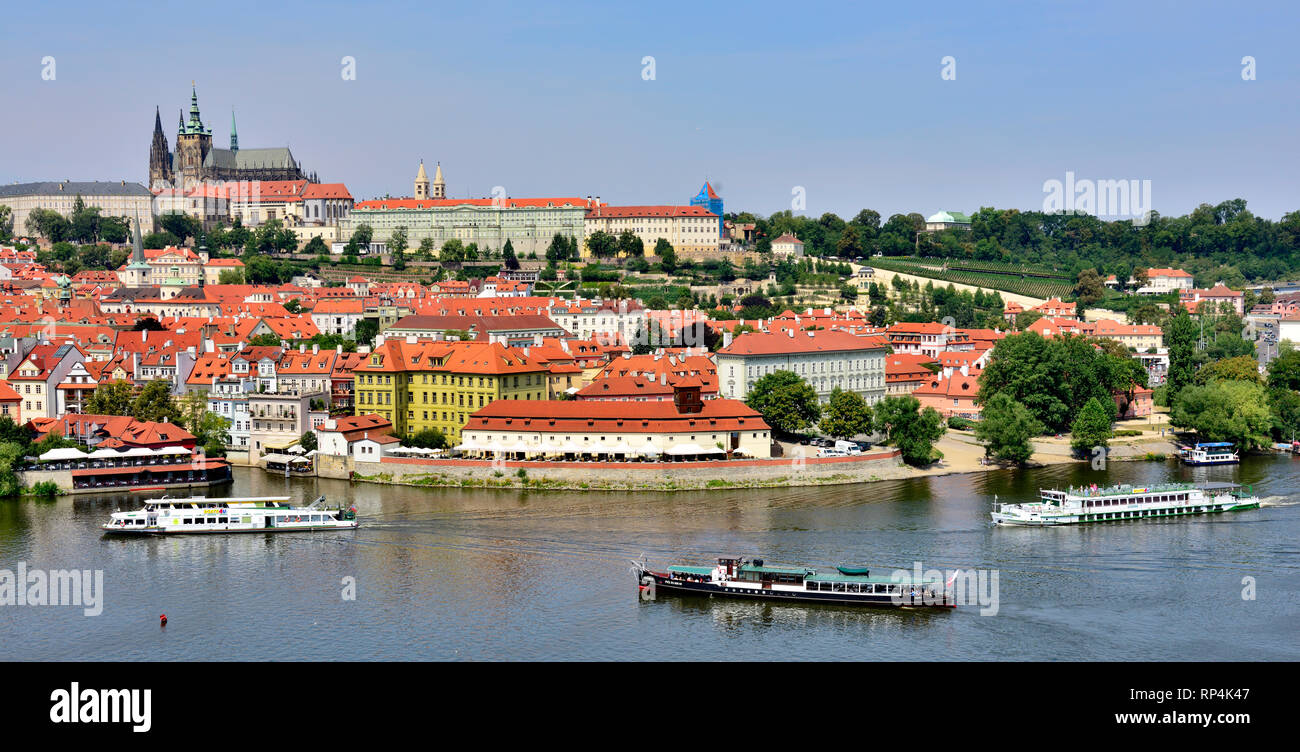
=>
[148,86,310,191]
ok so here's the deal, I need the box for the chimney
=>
[960,364,969,377]
[142,329,148,342]
[299,344,306,353]
[313,344,319,355]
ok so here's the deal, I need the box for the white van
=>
[817,447,848,457]
[834,440,863,455]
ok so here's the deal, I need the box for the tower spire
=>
[230,108,239,151]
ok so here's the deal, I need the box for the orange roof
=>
[355,197,591,210]
[719,329,886,356]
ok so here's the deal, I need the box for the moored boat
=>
[102,495,358,535]
[1179,442,1239,466]
[991,481,1259,526]
[633,556,955,608]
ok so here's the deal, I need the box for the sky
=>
[1,1,1297,220]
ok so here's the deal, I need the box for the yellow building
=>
[353,338,549,444]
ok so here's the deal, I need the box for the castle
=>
[148,85,312,190]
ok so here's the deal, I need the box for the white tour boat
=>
[1179,442,1240,466]
[102,495,359,535]
[990,482,1259,526]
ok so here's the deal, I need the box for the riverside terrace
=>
[19,446,232,493]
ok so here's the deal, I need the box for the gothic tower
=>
[432,162,445,199]
[148,106,173,189]
[174,84,213,189]
[414,159,429,200]
[230,109,239,151]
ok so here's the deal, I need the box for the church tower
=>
[174,84,213,189]
[432,162,445,199]
[414,159,429,200]
[148,106,173,189]
[230,109,239,151]
[123,213,152,288]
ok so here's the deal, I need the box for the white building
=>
[715,329,889,404]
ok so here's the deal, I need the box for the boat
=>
[1179,442,1239,466]
[990,482,1259,526]
[101,495,358,535]
[632,556,955,608]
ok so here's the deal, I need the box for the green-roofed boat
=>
[633,556,955,609]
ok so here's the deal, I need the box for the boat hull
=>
[992,499,1257,526]
[102,522,359,535]
[637,569,954,609]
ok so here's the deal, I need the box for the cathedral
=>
[148,85,313,190]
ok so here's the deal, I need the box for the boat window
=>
[819,582,831,591]
[832,583,846,592]
[806,582,817,590]
[847,584,860,593]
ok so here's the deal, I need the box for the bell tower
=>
[148,106,172,189]
[414,159,429,200]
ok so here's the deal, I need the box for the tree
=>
[1170,379,1271,450]
[655,239,677,273]
[1166,307,1197,405]
[388,226,408,271]
[303,236,328,256]
[406,427,447,449]
[218,268,244,284]
[616,230,644,258]
[745,371,821,435]
[85,380,136,415]
[586,230,618,260]
[1268,387,1300,442]
[1070,397,1114,455]
[874,395,946,466]
[131,380,181,424]
[819,388,873,439]
[1194,355,1261,385]
[502,239,520,270]
[440,238,465,263]
[1073,268,1105,305]
[345,223,373,255]
[132,317,166,331]
[299,431,318,452]
[354,319,380,346]
[247,333,283,347]
[1266,342,1300,391]
[976,392,1043,464]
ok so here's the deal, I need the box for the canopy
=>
[610,441,634,455]
[561,441,583,453]
[122,447,155,457]
[286,444,306,454]
[637,442,661,457]
[289,456,311,464]
[454,441,480,452]
[87,448,123,459]
[157,446,191,455]
[262,453,294,464]
[483,441,505,454]
[584,441,611,454]
[506,440,531,453]
[38,447,87,462]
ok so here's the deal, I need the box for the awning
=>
[453,441,480,452]
[122,447,155,457]
[637,442,660,456]
[157,446,191,455]
[38,447,88,462]
[262,453,294,464]
[87,448,123,459]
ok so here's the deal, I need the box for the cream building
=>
[0,181,154,237]
[583,205,720,259]
[716,329,889,404]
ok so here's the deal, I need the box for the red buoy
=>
[159,614,167,626]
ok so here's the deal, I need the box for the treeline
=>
[731,198,1300,285]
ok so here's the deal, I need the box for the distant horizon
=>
[3,1,1297,221]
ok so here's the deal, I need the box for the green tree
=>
[874,394,946,466]
[1073,268,1105,305]
[85,380,136,415]
[218,268,244,284]
[745,371,821,435]
[655,239,677,273]
[388,226,408,270]
[247,333,283,347]
[440,238,465,263]
[299,431,318,452]
[1170,379,1271,450]
[502,239,520,269]
[586,230,618,260]
[354,319,380,346]
[819,388,873,439]
[1267,342,1300,391]
[407,427,448,449]
[976,392,1043,464]
[1070,397,1114,455]
[1166,308,1197,405]
[616,230,644,258]
[1194,355,1261,385]
[132,380,181,424]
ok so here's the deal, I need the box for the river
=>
[1,457,1296,661]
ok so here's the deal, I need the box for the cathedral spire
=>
[230,109,239,151]
[154,106,163,135]
[131,212,145,263]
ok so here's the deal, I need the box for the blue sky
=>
[2,1,1296,219]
